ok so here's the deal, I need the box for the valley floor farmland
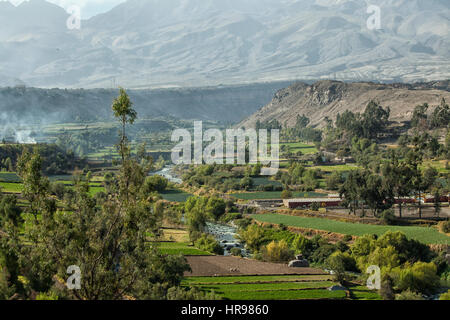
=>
[182,274,381,300]
[251,214,450,245]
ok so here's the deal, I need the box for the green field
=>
[183,274,332,284]
[349,286,382,300]
[252,177,282,188]
[0,182,23,193]
[231,191,327,200]
[183,275,346,300]
[280,142,318,155]
[158,242,212,256]
[0,172,21,183]
[160,190,193,202]
[251,214,450,244]
[310,164,360,172]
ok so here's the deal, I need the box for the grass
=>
[0,182,23,193]
[252,177,282,188]
[231,191,327,200]
[220,288,346,300]
[349,286,382,300]
[162,228,190,242]
[184,275,332,285]
[158,242,212,256]
[160,189,193,202]
[183,274,345,300]
[310,164,360,172]
[251,214,450,244]
[280,142,318,155]
[422,160,450,174]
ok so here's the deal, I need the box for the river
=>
[153,166,246,256]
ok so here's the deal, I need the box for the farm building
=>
[423,195,449,204]
[283,198,343,209]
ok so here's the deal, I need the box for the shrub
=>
[230,248,243,257]
[239,177,254,190]
[343,234,353,242]
[380,275,395,300]
[438,221,450,234]
[194,234,224,255]
[261,240,294,263]
[291,234,314,257]
[310,244,336,264]
[391,261,440,295]
[326,251,352,284]
[206,197,226,221]
[439,290,450,300]
[281,189,292,199]
[395,290,424,300]
[310,202,320,211]
[49,182,66,200]
[143,175,168,193]
[380,209,396,225]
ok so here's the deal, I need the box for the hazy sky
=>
[3,0,126,18]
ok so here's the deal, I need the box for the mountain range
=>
[0,0,449,88]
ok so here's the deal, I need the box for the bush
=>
[326,251,352,284]
[343,234,353,242]
[291,234,314,257]
[239,177,254,190]
[395,290,425,300]
[230,248,243,257]
[310,202,320,211]
[391,261,440,295]
[380,209,396,225]
[194,234,224,255]
[206,197,226,221]
[281,189,292,199]
[49,182,67,200]
[261,240,294,263]
[143,175,168,193]
[439,290,450,300]
[438,221,450,233]
[310,244,336,264]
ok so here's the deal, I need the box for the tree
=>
[411,103,429,129]
[382,151,414,218]
[430,98,450,128]
[361,101,390,140]
[261,240,293,263]
[281,189,292,200]
[326,251,353,285]
[184,197,207,242]
[143,175,168,194]
[206,197,226,221]
[0,97,194,300]
[112,88,137,163]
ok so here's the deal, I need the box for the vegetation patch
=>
[251,214,450,244]
[161,189,193,202]
[158,242,212,256]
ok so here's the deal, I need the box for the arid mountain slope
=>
[238,80,450,128]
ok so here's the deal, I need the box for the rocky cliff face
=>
[238,80,450,128]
